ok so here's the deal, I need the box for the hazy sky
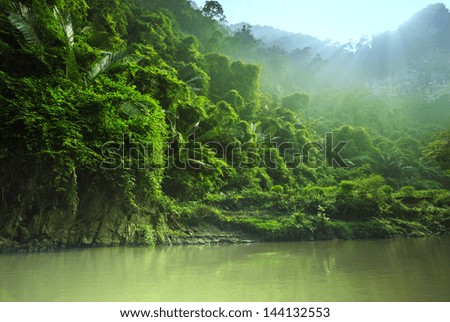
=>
[196,0,449,42]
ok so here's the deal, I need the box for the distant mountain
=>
[230,23,324,51]
[400,2,450,46]
[231,23,347,62]
[367,3,450,67]
[189,1,199,10]
[232,3,450,54]
[232,3,450,98]
[359,3,450,98]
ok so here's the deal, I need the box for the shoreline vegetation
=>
[1,188,448,253]
[0,0,449,254]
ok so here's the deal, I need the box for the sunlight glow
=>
[195,0,449,42]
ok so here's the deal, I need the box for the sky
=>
[196,0,450,43]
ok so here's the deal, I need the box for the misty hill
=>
[400,2,450,48]
[364,3,450,70]
[232,3,450,54]
[231,3,450,98]
[230,23,325,52]
[360,3,450,97]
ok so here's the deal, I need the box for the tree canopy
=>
[0,0,448,250]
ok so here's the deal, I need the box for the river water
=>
[0,238,448,301]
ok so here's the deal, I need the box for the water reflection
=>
[0,238,449,301]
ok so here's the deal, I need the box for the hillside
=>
[230,3,450,98]
[0,0,448,252]
[230,23,327,53]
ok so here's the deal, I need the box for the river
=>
[0,238,449,301]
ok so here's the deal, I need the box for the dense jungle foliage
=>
[0,0,448,250]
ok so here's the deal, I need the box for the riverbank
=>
[1,189,448,253]
[0,215,447,254]
[0,225,259,253]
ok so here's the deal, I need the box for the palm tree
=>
[7,2,45,61]
[8,3,127,83]
[375,148,415,178]
[53,6,81,82]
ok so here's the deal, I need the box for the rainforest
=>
[0,0,449,252]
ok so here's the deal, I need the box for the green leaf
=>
[7,3,45,60]
[88,47,127,79]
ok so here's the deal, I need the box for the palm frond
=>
[64,18,74,47]
[123,54,144,64]
[66,47,81,82]
[88,48,127,79]
[80,26,92,34]
[7,3,44,60]
[53,7,74,47]
[185,74,205,84]
[53,6,82,82]
[184,120,200,138]
[185,74,205,92]
[121,102,141,116]
[186,158,213,169]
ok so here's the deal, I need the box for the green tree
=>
[201,1,226,23]
[205,53,232,101]
[234,24,258,47]
[176,35,202,64]
[423,130,450,173]
[281,93,310,115]
[230,60,261,104]
[333,175,393,219]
